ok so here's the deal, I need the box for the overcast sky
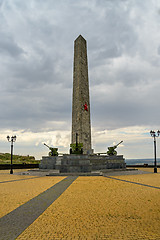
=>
[1,0,160,160]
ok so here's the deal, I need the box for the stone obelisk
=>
[71,35,92,154]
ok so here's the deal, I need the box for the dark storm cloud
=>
[157,46,160,55]
[0,84,71,131]
[0,0,160,135]
[0,34,24,57]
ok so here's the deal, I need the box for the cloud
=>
[0,0,160,158]
[0,128,70,159]
[0,34,24,57]
[92,125,155,159]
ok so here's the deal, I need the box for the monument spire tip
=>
[75,35,86,42]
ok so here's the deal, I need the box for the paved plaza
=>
[0,168,160,239]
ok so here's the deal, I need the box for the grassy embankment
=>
[0,153,40,164]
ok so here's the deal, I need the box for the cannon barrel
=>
[107,141,123,156]
[43,143,58,156]
[115,141,123,147]
[44,143,50,149]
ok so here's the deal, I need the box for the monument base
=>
[39,154,126,173]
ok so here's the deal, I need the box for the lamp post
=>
[7,135,16,174]
[150,130,160,173]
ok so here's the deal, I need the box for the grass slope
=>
[0,153,40,164]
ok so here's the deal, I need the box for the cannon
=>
[107,141,123,156]
[44,143,58,156]
[70,133,83,154]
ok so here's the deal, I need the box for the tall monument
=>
[40,35,126,172]
[71,35,92,154]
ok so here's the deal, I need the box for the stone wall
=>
[40,155,126,172]
[90,155,126,170]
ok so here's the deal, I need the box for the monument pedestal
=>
[40,154,92,173]
[90,155,126,170]
[39,154,126,173]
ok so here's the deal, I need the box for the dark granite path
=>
[0,176,77,240]
[0,176,44,184]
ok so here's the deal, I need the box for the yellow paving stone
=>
[137,167,159,173]
[17,176,160,240]
[0,175,65,218]
[127,167,159,173]
[116,173,160,188]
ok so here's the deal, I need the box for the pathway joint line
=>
[105,175,160,189]
[0,176,45,184]
[0,176,77,240]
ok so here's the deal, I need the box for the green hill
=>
[0,153,40,164]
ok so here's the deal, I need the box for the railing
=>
[0,164,39,170]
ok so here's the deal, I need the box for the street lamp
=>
[150,130,160,173]
[7,135,16,174]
